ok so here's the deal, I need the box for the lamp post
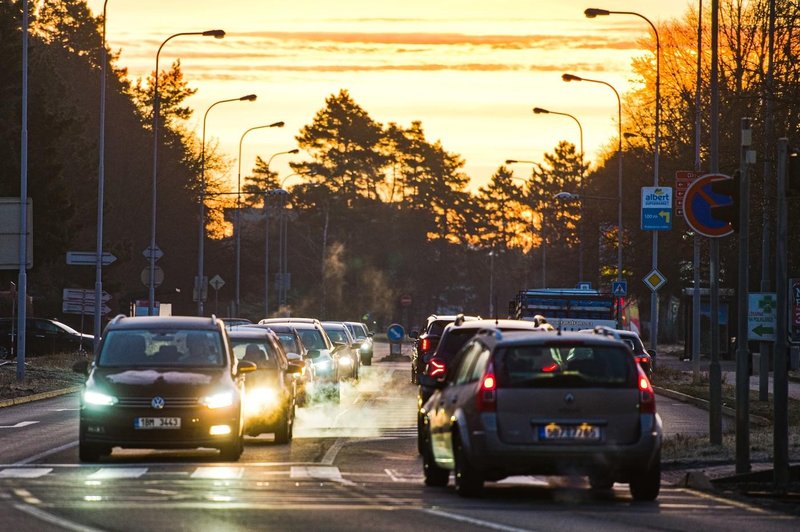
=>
[235,121,285,316]
[196,94,257,316]
[94,0,109,350]
[262,149,298,317]
[561,73,623,328]
[532,106,585,283]
[585,7,661,346]
[505,160,547,287]
[148,29,225,317]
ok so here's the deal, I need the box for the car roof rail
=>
[110,314,126,325]
[454,313,466,326]
[592,325,620,339]
[210,314,220,327]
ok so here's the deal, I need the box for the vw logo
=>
[151,396,165,409]
[563,393,575,404]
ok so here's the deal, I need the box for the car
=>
[321,321,360,380]
[344,321,374,365]
[245,323,315,405]
[579,327,654,381]
[221,317,252,329]
[259,318,342,401]
[421,328,662,500]
[227,328,303,443]
[409,314,481,384]
[415,318,545,454]
[73,315,256,462]
[1,317,93,358]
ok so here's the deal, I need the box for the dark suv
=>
[74,315,255,462]
[1,317,93,358]
[409,314,480,384]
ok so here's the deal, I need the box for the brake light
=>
[420,338,431,352]
[638,367,656,414]
[635,355,649,365]
[542,362,559,373]
[427,358,446,380]
[476,362,497,412]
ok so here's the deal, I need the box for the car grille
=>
[116,397,201,409]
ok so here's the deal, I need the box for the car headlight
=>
[83,390,118,406]
[246,387,278,408]
[202,391,235,409]
[339,355,353,366]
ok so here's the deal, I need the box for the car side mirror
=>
[408,330,419,339]
[72,359,90,375]
[367,332,374,337]
[286,352,302,362]
[237,360,257,374]
[646,349,656,358]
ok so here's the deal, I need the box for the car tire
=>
[78,441,111,463]
[218,435,244,461]
[273,404,294,444]
[453,433,483,497]
[363,356,372,366]
[629,453,661,501]
[423,432,449,487]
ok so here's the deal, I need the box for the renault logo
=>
[151,396,165,409]
[564,393,575,404]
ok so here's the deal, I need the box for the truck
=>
[508,288,619,331]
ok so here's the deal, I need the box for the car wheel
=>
[363,356,372,366]
[629,453,661,501]
[218,435,244,461]
[423,431,449,487]
[453,432,483,497]
[589,473,614,491]
[273,410,292,444]
[78,442,111,463]
[417,412,426,455]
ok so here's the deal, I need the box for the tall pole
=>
[692,0,703,379]
[263,150,298,317]
[94,0,109,350]
[709,0,722,445]
[17,0,30,382]
[149,30,224,317]
[197,94,256,316]
[773,139,789,491]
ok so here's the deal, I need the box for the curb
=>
[654,386,771,427]
[0,385,82,409]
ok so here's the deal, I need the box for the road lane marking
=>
[681,488,770,514]
[0,468,52,478]
[291,466,342,481]
[190,467,244,479]
[13,488,41,504]
[13,503,106,532]
[422,508,536,532]
[0,421,39,429]
[321,438,348,465]
[13,440,78,465]
[87,467,148,479]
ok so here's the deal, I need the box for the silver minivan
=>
[421,329,662,499]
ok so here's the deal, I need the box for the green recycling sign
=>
[748,292,776,342]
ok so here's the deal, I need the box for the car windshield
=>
[98,329,224,367]
[275,333,299,354]
[229,339,278,369]
[325,328,349,343]
[495,344,634,388]
[298,329,327,352]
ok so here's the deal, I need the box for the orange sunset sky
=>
[85,0,693,191]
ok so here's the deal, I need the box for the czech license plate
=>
[134,417,181,430]
[539,422,600,441]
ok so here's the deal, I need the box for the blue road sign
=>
[612,281,628,297]
[682,174,734,238]
[387,323,405,343]
[641,187,673,230]
[577,282,592,290]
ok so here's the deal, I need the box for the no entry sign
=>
[682,173,735,238]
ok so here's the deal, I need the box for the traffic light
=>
[709,174,740,232]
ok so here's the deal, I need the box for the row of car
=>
[410,314,662,501]
[74,314,374,462]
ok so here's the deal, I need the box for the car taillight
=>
[476,363,497,412]
[635,355,649,365]
[638,367,656,414]
[427,358,446,381]
[420,338,431,352]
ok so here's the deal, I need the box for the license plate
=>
[539,422,600,441]
[134,417,181,430]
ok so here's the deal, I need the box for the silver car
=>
[421,329,662,500]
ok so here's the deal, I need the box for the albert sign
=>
[641,187,673,231]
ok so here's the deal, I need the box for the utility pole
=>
[773,139,789,491]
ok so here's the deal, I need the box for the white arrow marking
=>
[0,421,39,429]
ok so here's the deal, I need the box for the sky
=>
[85,0,693,191]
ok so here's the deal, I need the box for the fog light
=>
[210,425,232,436]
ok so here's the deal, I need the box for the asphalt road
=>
[0,343,789,531]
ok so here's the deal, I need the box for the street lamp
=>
[263,149,298,318]
[196,94,257,316]
[235,121,285,316]
[148,29,225,317]
[94,0,109,350]
[532,106,585,283]
[506,161,547,287]
[585,6,661,347]
[562,72,623,328]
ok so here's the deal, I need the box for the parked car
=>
[73,315,255,462]
[322,321,360,380]
[227,328,302,443]
[416,319,545,454]
[409,314,481,384]
[579,327,654,381]
[247,323,315,406]
[344,321,374,365]
[421,328,662,500]
[1,317,93,358]
[259,318,342,402]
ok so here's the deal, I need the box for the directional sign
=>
[612,281,627,297]
[63,288,111,303]
[66,251,117,266]
[386,323,405,343]
[142,245,163,261]
[682,173,735,238]
[63,300,111,315]
[209,274,225,291]
[675,171,702,217]
[790,278,800,342]
[577,282,592,290]
[643,270,667,292]
[641,187,673,230]
[748,292,777,342]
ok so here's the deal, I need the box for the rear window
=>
[495,343,635,388]
[437,329,481,361]
[427,320,453,336]
[98,329,224,367]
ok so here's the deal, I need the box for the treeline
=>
[0,1,798,337]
